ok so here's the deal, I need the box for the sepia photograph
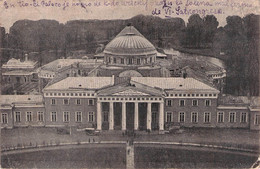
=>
[0,0,259,168]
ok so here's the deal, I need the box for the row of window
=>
[166,99,211,107]
[99,97,162,101]
[45,93,95,97]
[40,74,55,78]
[1,112,44,124]
[106,56,154,65]
[2,113,259,125]
[51,99,94,105]
[50,112,94,123]
[167,93,217,97]
[1,112,95,123]
[166,112,250,123]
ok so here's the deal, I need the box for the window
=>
[255,115,260,125]
[76,112,82,122]
[204,112,211,123]
[166,112,173,122]
[63,112,70,122]
[229,112,236,123]
[88,99,94,106]
[150,57,153,63]
[179,112,185,123]
[63,99,69,105]
[89,112,94,122]
[240,112,247,123]
[128,58,133,65]
[137,58,141,65]
[121,58,124,64]
[26,112,32,122]
[205,100,211,106]
[217,112,224,123]
[192,100,198,106]
[113,58,116,64]
[166,100,172,106]
[179,100,185,107]
[51,99,56,105]
[103,111,108,122]
[15,112,21,122]
[152,112,157,122]
[1,113,8,124]
[76,99,81,105]
[51,112,57,122]
[38,112,44,122]
[191,112,198,123]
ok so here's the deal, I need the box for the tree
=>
[202,15,219,47]
[186,14,204,48]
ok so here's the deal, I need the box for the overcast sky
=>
[0,0,259,32]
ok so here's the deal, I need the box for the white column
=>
[147,102,152,130]
[97,101,102,130]
[109,102,114,130]
[122,102,126,130]
[134,102,139,130]
[159,102,164,131]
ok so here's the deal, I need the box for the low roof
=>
[156,52,167,57]
[218,95,250,106]
[0,95,43,106]
[2,58,37,69]
[39,59,102,72]
[43,77,114,91]
[131,77,219,92]
[2,70,34,76]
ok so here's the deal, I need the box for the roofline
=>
[217,106,248,110]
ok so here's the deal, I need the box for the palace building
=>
[0,25,259,131]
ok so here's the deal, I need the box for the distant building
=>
[2,54,38,84]
[1,54,38,94]
[37,58,103,91]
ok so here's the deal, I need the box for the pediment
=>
[112,89,150,96]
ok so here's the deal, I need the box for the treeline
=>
[0,14,259,96]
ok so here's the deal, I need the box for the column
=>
[159,102,164,131]
[97,101,102,130]
[147,102,152,130]
[134,102,139,130]
[122,102,126,130]
[109,102,114,130]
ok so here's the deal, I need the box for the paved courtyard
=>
[1,127,259,151]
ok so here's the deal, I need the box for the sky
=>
[0,0,259,32]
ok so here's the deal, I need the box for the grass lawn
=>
[1,145,126,168]
[135,145,258,168]
[1,144,257,168]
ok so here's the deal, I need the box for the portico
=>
[96,97,164,131]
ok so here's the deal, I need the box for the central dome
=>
[104,26,156,56]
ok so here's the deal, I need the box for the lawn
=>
[1,144,257,168]
[135,145,258,168]
[1,145,126,168]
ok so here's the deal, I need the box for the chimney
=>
[25,54,28,61]
[111,75,115,85]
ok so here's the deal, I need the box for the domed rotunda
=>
[98,25,167,77]
[104,26,157,67]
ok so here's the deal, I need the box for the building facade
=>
[1,76,259,131]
